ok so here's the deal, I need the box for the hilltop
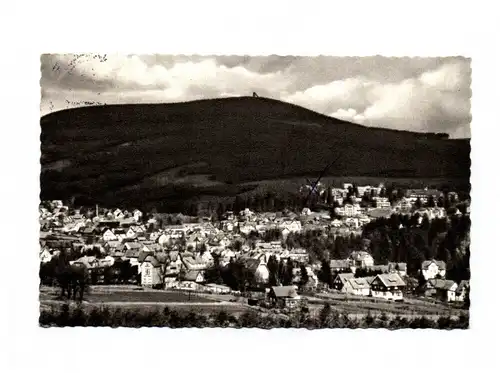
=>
[40,96,470,210]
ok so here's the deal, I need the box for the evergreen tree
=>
[283,259,294,286]
[300,264,309,288]
[318,259,332,287]
[415,197,423,209]
[234,195,245,215]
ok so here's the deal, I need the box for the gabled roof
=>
[105,241,121,249]
[334,273,355,284]
[138,250,154,263]
[124,249,140,258]
[168,251,179,261]
[457,280,470,293]
[349,251,373,261]
[374,273,406,288]
[421,260,446,270]
[428,279,457,291]
[348,277,371,290]
[388,262,408,271]
[181,270,203,282]
[330,259,351,269]
[370,265,389,273]
[271,286,299,298]
[238,258,265,273]
[144,243,162,252]
[143,256,161,267]
[124,242,143,250]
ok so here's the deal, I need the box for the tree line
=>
[39,303,469,329]
[362,213,470,283]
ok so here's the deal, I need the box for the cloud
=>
[292,61,471,136]
[40,54,471,138]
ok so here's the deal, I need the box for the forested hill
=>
[40,97,470,210]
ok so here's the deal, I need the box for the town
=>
[39,181,470,327]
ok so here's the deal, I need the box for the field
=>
[305,292,467,319]
[39,286,250,315]
[39,285,467,322]
[40,97,470,210]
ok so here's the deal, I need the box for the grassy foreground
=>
[39,301,469,329]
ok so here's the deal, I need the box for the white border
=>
[1,1,498,373]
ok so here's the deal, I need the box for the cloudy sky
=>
[40,54,471,138]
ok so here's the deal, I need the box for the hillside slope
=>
[40,96,470,210]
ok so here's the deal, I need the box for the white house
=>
[126,227,136,239]
[335,204,361,217]
[102,229,117,242]
[370,273,406,301]
[133,209,143,222]
[456,280,470,302]
[113,208,125,220]
[141,257,163,288]
[374,197,391,209]
[347,277,371,296]
[332,273,355,292]
[157,233,170,246]
[39,247,53,263]
[424,279,458,302]
[421,260,446,280]
[349,251,375,268]
[239,223,257,235]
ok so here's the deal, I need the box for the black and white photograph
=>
[38,54,471,329]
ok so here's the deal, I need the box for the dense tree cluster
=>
[40,250,141,296]
[362,213,470,282]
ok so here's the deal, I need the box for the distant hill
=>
[40,96,470,211]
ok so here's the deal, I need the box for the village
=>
[39,182,471,313]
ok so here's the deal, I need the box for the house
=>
[332,273,355,292]
[222,220,236,232]
[370,273,406,301]
[288,248,309,263]
[331,219,343,228]
[119,217,137,227]
[181,254,209,271]
[239,223,257,235]
[373,197,391,209]
[125,227,137,239]
[140,256,164,288]
[346,277,371,296]
[330,260,353,273]
[388,262,407,277]
[424,279,458,302]
[291,266,318,289]
[181,270,205,283]
[165,251,182,275]
[205,283,232,294]
[394,197,413,211]
[406,189,442,204]
[70,256,99,269]
[456,280,470,302]
[133,209,143,222]
[421,260,446,280]
[113,208,125,220]
[39,247,53,263]
[104,240,122,252]
[404,277,419,294]
[240,258,270,285]
[268,286,302,308]
[349,251,375,268]
[143,243,162,252]
[334,204,361,217]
